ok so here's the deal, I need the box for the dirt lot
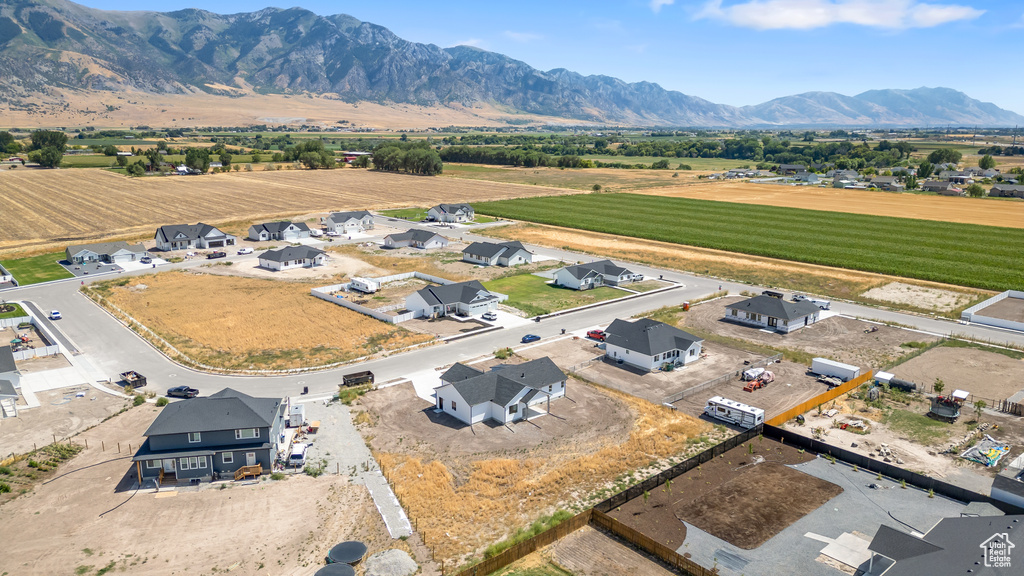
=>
[608,439,824,550]
[400,316,490,337]
[860,281,978,313]
[682,296,942,369]
[13,353,71,374]
[0,387,128,456]
[88,270,434,371]
[0,403,404,576]
[890,345,1024,404]
[976,295,1024,323]
[549,526,676,576]
[331,244,561,284]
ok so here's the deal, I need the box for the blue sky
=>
[72,0,1024,113]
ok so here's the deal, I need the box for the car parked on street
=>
[140,256,152,264]
[521,334,540,344]
[482,311,498,321]
[166,386,199,398]
[48,310,62,320]
[586,329,606,341]
[237,247,254,255]
[206,251,227,259]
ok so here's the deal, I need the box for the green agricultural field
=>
[473,194,1024,291]
[61,155,119,168]
[379,207,428,221]
[483,273,623,316]
[0,253,73,286]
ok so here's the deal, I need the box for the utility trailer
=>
[811,358,861,382]
[704,396,765,428]
[342,370,374,387]
[119,370,147,388]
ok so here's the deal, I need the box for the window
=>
[222,452,233,464]
[146,460,160,469]
[690,348,696,356]
[235,428,259,440]
[509,405,518,415]
[548,384,553,392]
[451,400,457,411]
[731,309,738,316]
[654,354,660,361]
[188,432,201,443]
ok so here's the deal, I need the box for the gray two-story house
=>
[132,388,287,485]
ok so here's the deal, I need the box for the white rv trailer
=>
[349,277,381,294]
[704,396,765,428]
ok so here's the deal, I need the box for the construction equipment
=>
[743,370,774,392]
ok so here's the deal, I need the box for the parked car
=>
[206,251,227,259]
[308,229,324,237]
[48,310,62,320]
[521,334,541,344]
[140,256,152,264]
[586,329,606,341]
[325,230,340,237]
[237,247,254,255]
[482,311,498,321]
[288,443,308,468]
[166,386,199,398]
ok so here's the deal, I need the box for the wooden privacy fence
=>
[766,370,874,426]
[591,510,715,576]
[998,399,1023,416]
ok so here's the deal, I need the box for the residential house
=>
[132,388,287,484]
[461,241,533,267]
[724,295,821,333]
[604,318,704,372]
[994,174,1019,185]
[827,169,860,180]
[989,184,1024,198]
[553,260,642,290]
[383,230,449,249]
[258,246,327,271]
[65,241,147,264]
[247,221,311,242]
[155,223,237,251]
[405,280,505,318]
[427,203,475,223]
[434,357,567,425]
[939,171,974,185]
[323,211,374,234]
[889,167,917,177]
[962,166,999,178]
[921,180,961,194]
[777,164,807,175]
[0,346,18,417]
[866,515,1024,576]
[869,176,905,192]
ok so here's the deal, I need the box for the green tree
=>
[927,148,962,165]
[102,145,118,156]
[30,146,63,168]
[352,155,370,168]
[126,162,145,177]
[185,148,210,173]
[917,161,934,179]
[116,154,128,167]
[965,183,985,197]
[0,131,14,151]
[933,378,945,395]
[251,152,262,164]
[144,148,162,171]
[219,152,232,167]
[978,154,996,170]
[904,175,918,190]
[974,400,987,421]
[29,130,68,153]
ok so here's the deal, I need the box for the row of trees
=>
[372,143,443,175]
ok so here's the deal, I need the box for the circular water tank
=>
[315,563,356,576]
[327,541,367,565]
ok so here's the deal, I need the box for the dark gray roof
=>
[726,295,820,321]
[440,363,484,383]
[993,474,1024,499]
[0,346,16,374]
[434,203,473,214]
[561,259,634,280]
[144,388,283,436]
[251,221,311,234]
[327,210,372,222]
[66,241,146,257]
[462,241,526,259]
[156,223,226,242]
[387,229,445,243]
[414,280,495,307]
[871,176,899,184]
[605,318,702,356]
[446,357,566,407]
[992,184,1024,192]
[869,515,1024,576]
[0,378,17,398]
[260,246,326,263]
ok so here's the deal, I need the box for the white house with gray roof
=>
[65,241,147,264]
[155,223,236,251]
[462,241,533,266]
[725,295,821,333]
[322,211,374,234]
[0,347,20,418]
[383,229,449,249]
[604,318,704,372]
[258,246,327,271]
[553,260,642,290]
[434,357,567,425]
[427,203,474,223]
[404,280,506,318]
[247,221,311,242]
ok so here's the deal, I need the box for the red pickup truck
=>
[586,329,606,341]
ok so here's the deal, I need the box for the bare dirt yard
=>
[0,387,128,457]
[638,181,1024,229]
[608,439,823,550]
[548,525,676,576]
[890,344,1024,404]
[355,373,717,565]
[87,270,434,371]
[975,295,1024,323]
[860,281,978,313]
[0,404,403,576]
[400,316,490,337]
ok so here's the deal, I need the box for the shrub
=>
[0,482,10,493]
[270,472,286,481]
[494,347,514,360]
[133,395,146,406]
[304,458,327,478]
[155,397,169,407]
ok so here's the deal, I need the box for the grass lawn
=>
[473,215,498,224]
[61,155,119,168]
[0,302,26,319]
[627,279,670,292]
[379,207,427,221]
[0,253,73,285]
[483,273,623,316]
[882,409,952,445]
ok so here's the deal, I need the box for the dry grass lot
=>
[0,387,128,457]
[0,168,566,254]
[356,373,713,564]
[637,181,1024,229]
[90,271,433,371]
[0,404,395,576]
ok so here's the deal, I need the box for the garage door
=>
[208,240,224,248]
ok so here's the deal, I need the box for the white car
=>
[308,229,324,237]
[49,310,62,320]
[325,230,340,237]
[237,247,254,255]
[482,311,498,321]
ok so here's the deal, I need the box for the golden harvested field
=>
[0,168,567,254]
[637,181,1024,228]
[89,271,434,371]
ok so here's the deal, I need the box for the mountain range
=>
[1,0,1022,128]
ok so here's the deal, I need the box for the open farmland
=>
[0,168,566,254]
[86,271,434,371]
[474,194,1024,291]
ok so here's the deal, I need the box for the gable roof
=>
[605,318,702,356]
[144,388,283,436]
[868,515,1024,576]
[871,176,899,184]
[0,346,16,374]
[327,210,372,222]
[259,246,326,263]
[66,241,146,257]
[560,259,634,280]
[440,363,484,383]
[386,229,445,243]
[251,221,311,235]
[725,295,821,320]
[992,184,1024,192]
[462,241,528,259]
[0,378,17,398]
[445,357,566,407]
[413,280,496,307]
[433,203,473,215]
[156,223,226,242]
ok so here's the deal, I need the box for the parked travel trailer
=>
[349,277,380,294]
[704,396,765,428]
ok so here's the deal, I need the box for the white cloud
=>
[696,0,984,30]
[503,31,543,43]
[651,0,676,13]
[450,38,484,48]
